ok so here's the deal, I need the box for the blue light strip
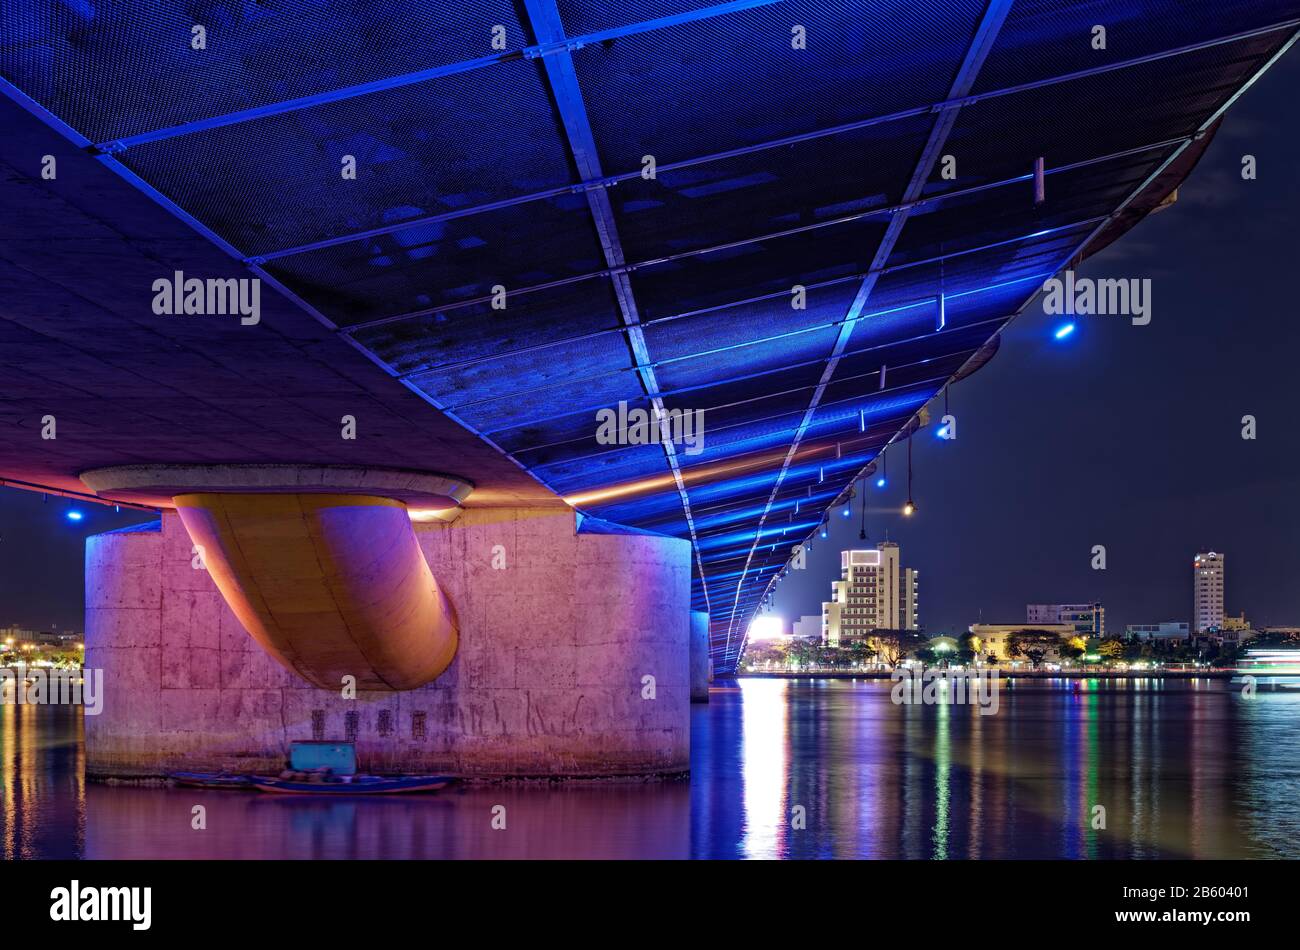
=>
[471,285,1045,436]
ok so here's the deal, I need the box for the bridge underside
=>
[2,1,1297,683]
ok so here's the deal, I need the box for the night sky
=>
[773,48,1300,637]
[2,50,1299,638]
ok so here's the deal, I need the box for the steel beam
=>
[521,0,709,611]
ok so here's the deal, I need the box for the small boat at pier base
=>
[250,774,455,795]
[168,771,255,789]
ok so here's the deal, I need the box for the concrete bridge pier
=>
[690,610,711,703]
[84,500,694,780]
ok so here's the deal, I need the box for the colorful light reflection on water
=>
[3,678,1300,859]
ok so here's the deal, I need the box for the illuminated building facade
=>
[1194,551,1226,632]
[821,543,918,647]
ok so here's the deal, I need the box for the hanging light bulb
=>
[819,520,829,540]
[876,449,888,488]
[903,431,917,516]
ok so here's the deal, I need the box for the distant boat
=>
[251,774,454,795]
[169,771,254,789]
[1231,648,1300,690]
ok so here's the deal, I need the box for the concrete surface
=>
[80,463,474,509]
[85,507,692,779]
[690,610,711,703]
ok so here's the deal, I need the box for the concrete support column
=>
[85,507,692,779]
[173,493,457,690]
[690,610,711,703]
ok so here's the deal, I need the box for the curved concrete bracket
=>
[174,493,457,690]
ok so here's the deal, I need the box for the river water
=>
[3,677,1296,859]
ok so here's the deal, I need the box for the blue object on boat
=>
[251,774,454,795]
[289,741,357,775]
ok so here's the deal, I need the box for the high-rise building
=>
[1026,603,1105,637]
[792,615,823,640]
[821,542,918,646]
[1194,551,1225,632]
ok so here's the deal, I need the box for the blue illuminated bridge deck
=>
[1,1,1297,673]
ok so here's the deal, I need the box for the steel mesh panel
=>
[586,490,696,528]
[491,386,662,450]
[456,365,646,436]
[941,36,1282,191]
[667,363,826,416]
[974,0,1300,95]
[687,469,781,507]
[889,228,1103,294]
[571,0,985,170]
[663,370,819,435]
[642,282,857,357]
[629,216,888,320]
[900,152,1171,266]
[424,333,637,424]
[803,383,933,435]
[352,280,624,377]
[532,441,673,489]
[836,301,935,353]
[652,328,839,392]
[676,416,805,467]
[844,319,1011,381]
[264,194,603,326]
[609,113,932,262]
[557,0,731,36]
[0,0,528,143]
[825,350,973,405]
[861,230,1090,335]
[122,59,572,257]
[897,233,1075,289]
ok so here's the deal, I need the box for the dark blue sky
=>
[3,49,1299,638]
[772,49,1300,636]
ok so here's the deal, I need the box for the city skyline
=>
[767,47,1300,638]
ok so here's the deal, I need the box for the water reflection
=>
[1,679,1296,859]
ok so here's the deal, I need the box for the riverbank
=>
[736,669,1238,679]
